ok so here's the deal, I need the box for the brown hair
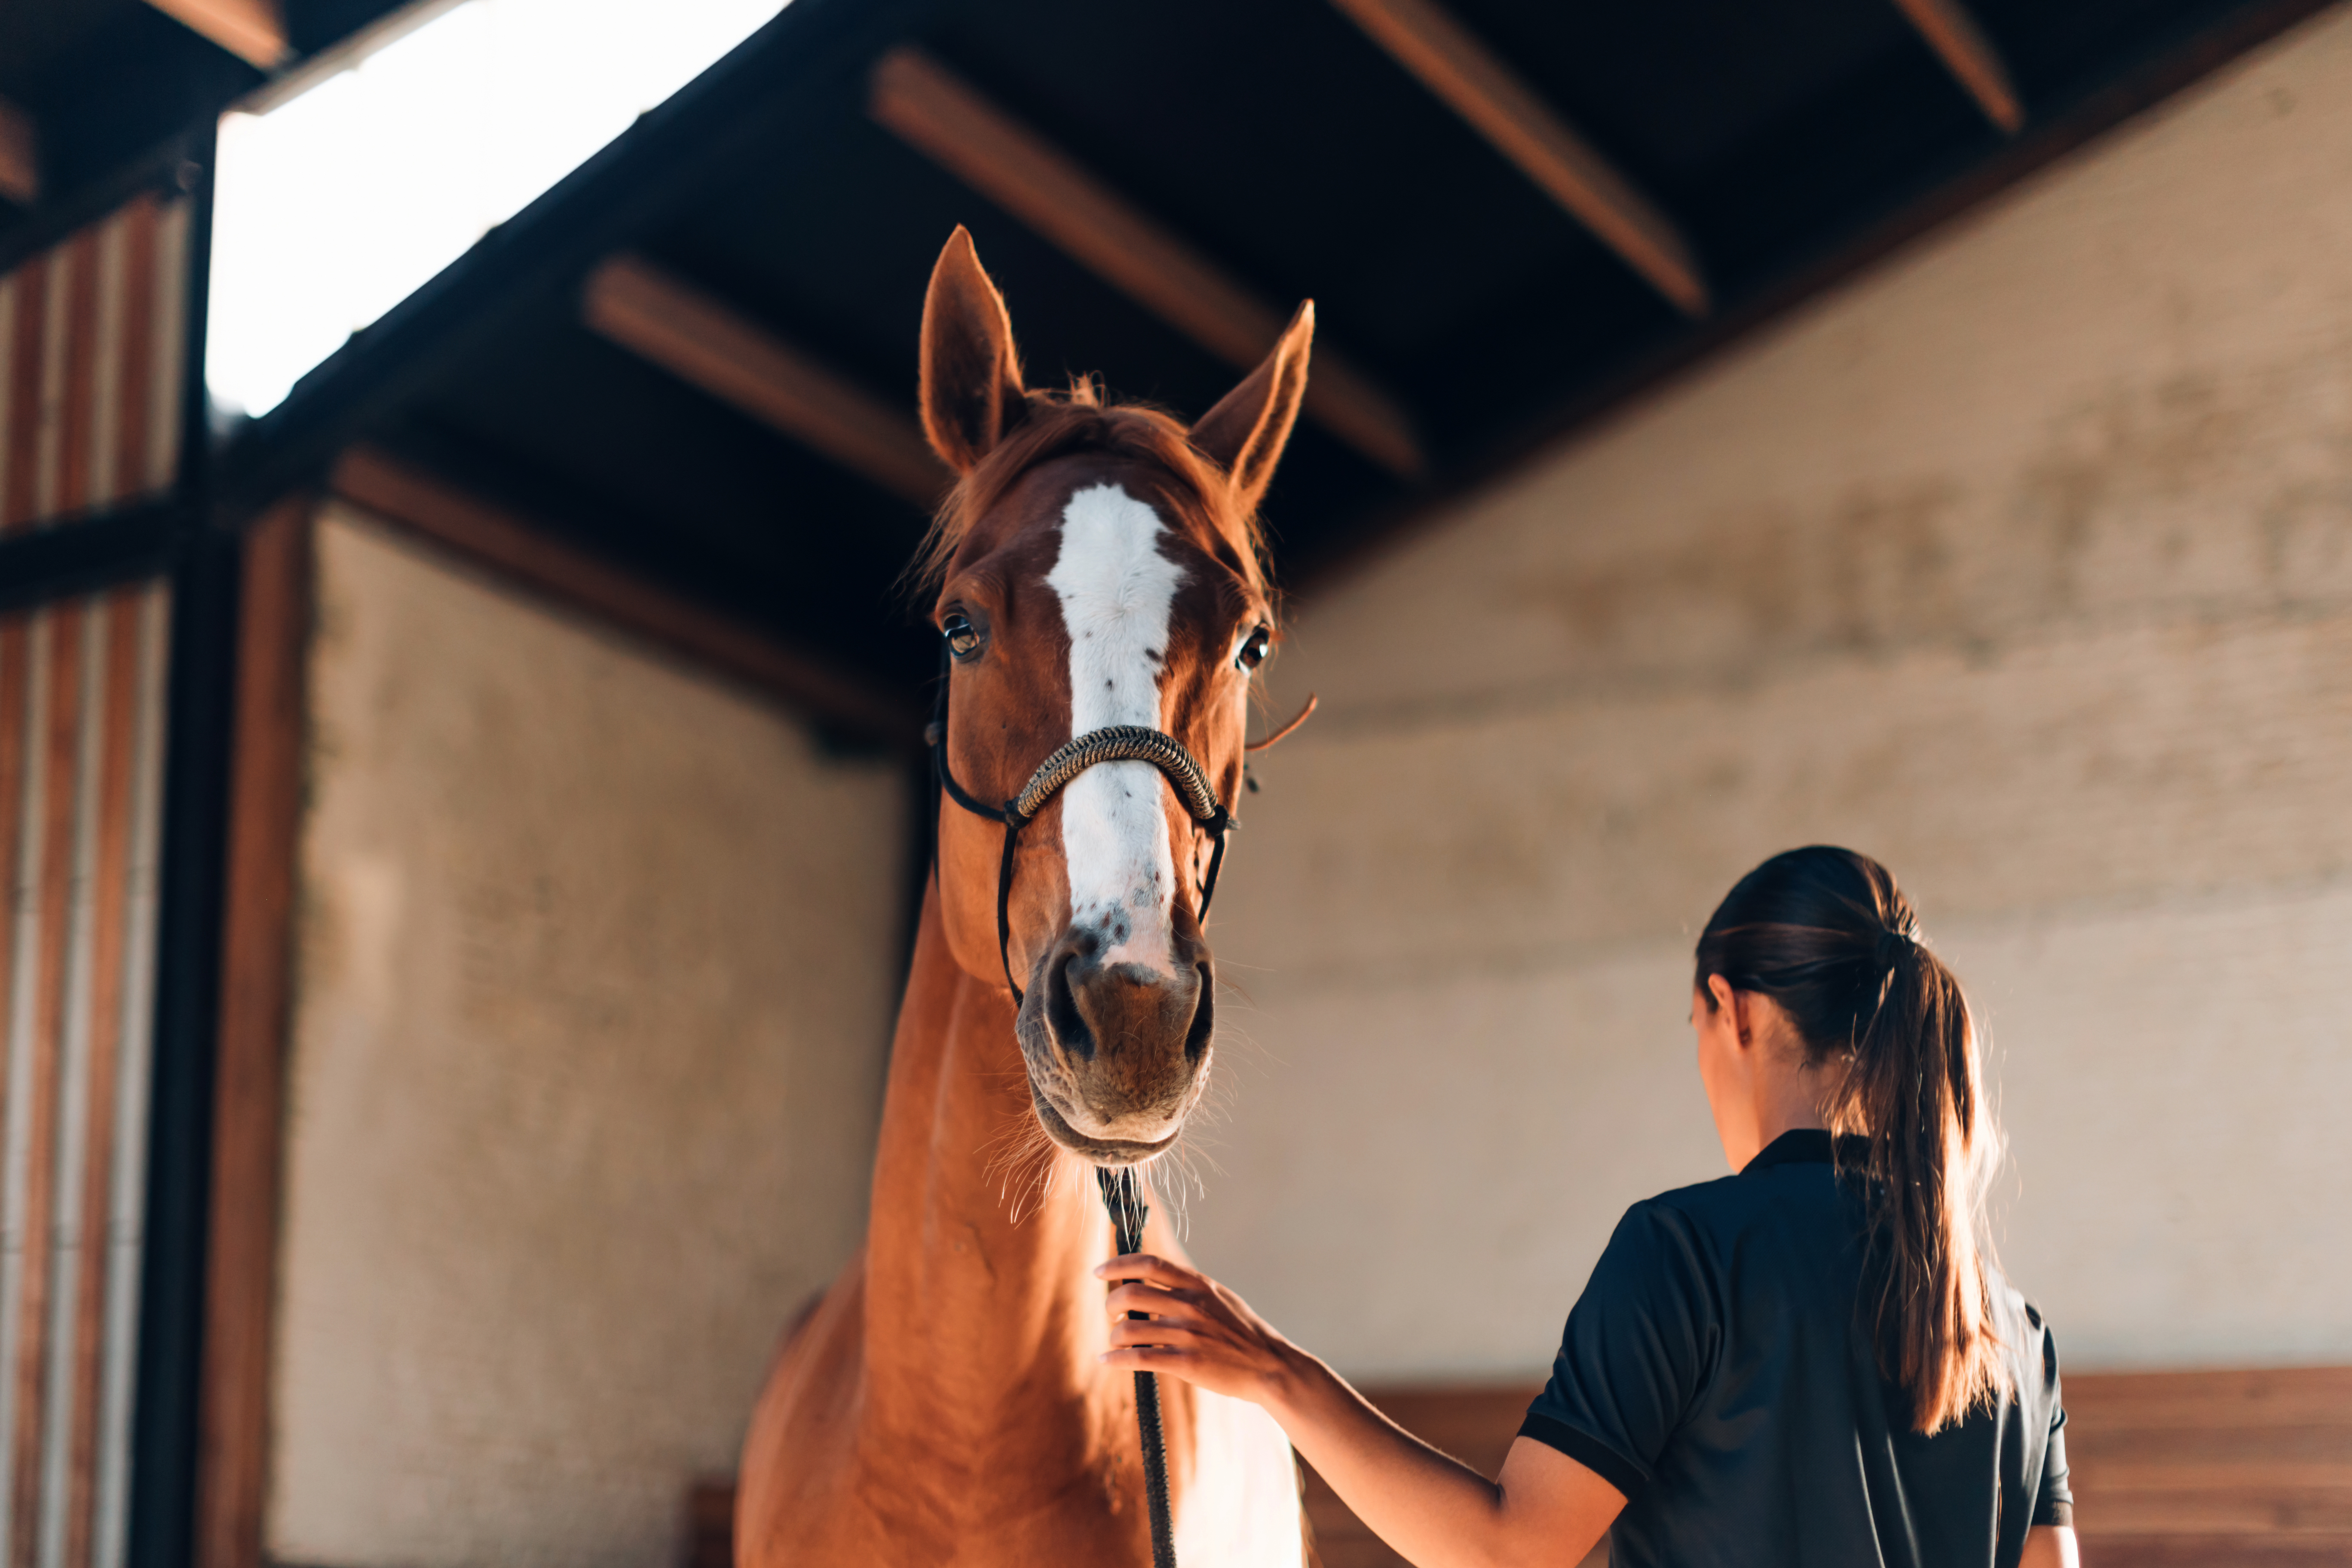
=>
[907,380,1268,599]
[1694,846,2006,1435]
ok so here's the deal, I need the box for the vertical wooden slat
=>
[1,259,43,535]
[11,226,102,1568]
[195,498,311,1568]
[0,274,16,518]
[58,201,161,1568]
[0,625,26,1267]
[0,194,182,1568]
[92,587,168,1568]
[144,201,187,499]
[110,202,156,511]
[54,232,98,520]
[11,603,82,1568]
[60,597,137,1568]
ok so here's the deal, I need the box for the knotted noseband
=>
[927,674,1234,1004]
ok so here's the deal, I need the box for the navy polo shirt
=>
[1521,1130,2071,1567]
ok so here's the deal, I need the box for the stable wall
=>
[1195,4,2352,1381]
[264,506,908,1567]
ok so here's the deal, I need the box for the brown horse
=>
[735,229,1314,1565]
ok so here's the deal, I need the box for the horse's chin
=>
[1027,1084,1187,1169]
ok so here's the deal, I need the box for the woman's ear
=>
[1706,974,1740,1037]
[919,227,1028,474]
[1188,301,1312,518]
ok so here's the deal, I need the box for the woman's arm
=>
[1099,1254,1622,1568]
[2020,1526,2079,1568]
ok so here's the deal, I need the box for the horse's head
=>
[914,228,1308,1169]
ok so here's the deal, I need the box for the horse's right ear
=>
[1188,301,1313,519]
[920,227,1028,475]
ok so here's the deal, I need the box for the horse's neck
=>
[859,882,1113,1430]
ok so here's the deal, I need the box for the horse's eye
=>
[1236,625,1272,671]
[943,610,984,661]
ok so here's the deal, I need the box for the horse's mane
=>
[908,380,1268,598]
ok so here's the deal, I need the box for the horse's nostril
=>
[1045,949,1094,1061]
[1183,962,1215,1060]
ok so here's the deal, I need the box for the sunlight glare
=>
[207,0,788,419]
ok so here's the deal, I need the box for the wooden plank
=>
[2066,1366,2352,1428]
[1326,0,1708,316]
[583,254,947,510]
[2079,1537,2352,1567]
[141,0,288,69]
[13,603,86,1568]
[869,47,1426,479]
[54,229,98,521]
[325,445,921,744]
[194,495,311,1568]
[61,592,141,1568]
[1893,0,2026,134]
[108,197,158,508]
[2068,1478,2352,1536]
[2070,1424,2352,1466]
[0,98,35,208]
[4,251,46,534]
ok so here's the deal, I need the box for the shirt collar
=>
[1741,1127,1870,1175]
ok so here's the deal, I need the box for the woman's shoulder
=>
[1985,1266,2065,1385]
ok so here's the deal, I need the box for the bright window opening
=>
[206,0,788,420]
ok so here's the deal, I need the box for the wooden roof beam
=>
[144,0,289,70]
[870,47,1426,480]
[0,98,35,208]
[1893,0,2025,134]
[328,445,922,743]
[1328,0,1709,317]
[583,254,948,511]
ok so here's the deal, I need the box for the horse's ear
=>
[1189,301,1313,518]
[920,227,1028,475]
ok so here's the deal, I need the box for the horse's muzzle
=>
[1017,923,1213,1163]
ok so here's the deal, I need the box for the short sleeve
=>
[2033,1329,2073,1528]
[1519,1201,1718,1503]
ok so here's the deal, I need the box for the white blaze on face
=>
[1046,484,1186,977]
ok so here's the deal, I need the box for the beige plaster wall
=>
[1190,5,2352,1380]
[266,508,908,1567]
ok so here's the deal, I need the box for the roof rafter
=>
[330,445,922,741]
[582,254,948,511]
[1328,0,1709,316]
[1892,0,2025,134]
[0,99,34,208]
[144,0,289,70]
[869,46,1426,480]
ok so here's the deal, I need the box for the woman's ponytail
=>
[1694,847,2006,1435]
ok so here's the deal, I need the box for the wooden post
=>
[193,495,311,1568]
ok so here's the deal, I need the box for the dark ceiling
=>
[126,0,2331,704]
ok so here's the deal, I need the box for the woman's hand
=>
[1097,1252,1622,1568]
[1094,1253,1303,1411]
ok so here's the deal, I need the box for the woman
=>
[1101,847,2076,1568]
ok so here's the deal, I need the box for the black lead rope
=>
[1099,1167,1178,1568]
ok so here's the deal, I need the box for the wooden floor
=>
[687,1367,2352,1565]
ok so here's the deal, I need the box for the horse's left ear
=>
[1189,301,1312,518]
[920,227,1029,474]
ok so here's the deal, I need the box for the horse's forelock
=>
[906,389,1268,601]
